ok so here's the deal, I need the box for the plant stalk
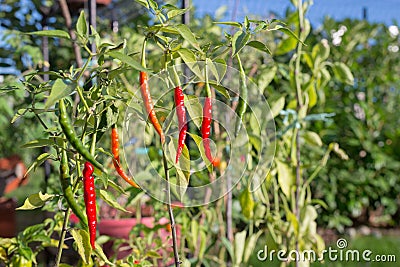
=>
[294,0,304,266]
[54,208,71,267]
[162,150,180,266]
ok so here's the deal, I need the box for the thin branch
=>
[58,0,84,117]
[54,208,71,267]
[162,150,180,266]
[294,0,304,266]
[58,0,83,68]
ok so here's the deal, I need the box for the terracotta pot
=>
[0,198,16,237]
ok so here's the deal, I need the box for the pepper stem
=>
[141,38,147,68]
[162,150,181,266]
[204,59,211,97]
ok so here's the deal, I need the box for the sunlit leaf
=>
[25,30,70,39]
[70,229,91,264]
[17,192,54,210]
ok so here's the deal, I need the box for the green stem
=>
[162,150,180,267]
[77,86,91,114]
[141,38,147,68]
[76,55,92,82]
[90,116,98,156]
[55,208,71,267]
[294,0,304,266]
[204,60,211,97]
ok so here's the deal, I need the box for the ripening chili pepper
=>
[174,86,187,163]
[234,55,248,137]
[201,96,213,163]
[59,144,88,229]
[58,99,106,173]
[83,162,96,249]
[139,72,165,144]
[111,125,140,188]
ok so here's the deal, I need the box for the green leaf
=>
[94,243,114,266]
[268,24,305,45]
[190,220,199,248]
[175,24,202,53]
[17,192,54,210]
[24,153,52,178]
[187,133,213,173]
[206,58,220,83]
[107,51,147,72]
[221,237,234,260]
[25,30,70,39]
[276,160,293,197]
[307,83,317,108]
[163,4,188,20]
[148,0,158,10]
[248,134,262,154]
[134,0,149,9]
[21,138,57,149]
[146,250,162,258]
[303,131,323,147]
[332,62,354,85]
[11,108,28,123]
[270,96,285,119]
[243,230,263,263]
[214,21,242,28]
[208,81,230,99]
[169,140,190,200]
[239,187,254,219]
[99,189,129,212]
[275,35,298,55]
[76,11,87,37]
[234,230,247,265]
[312,41,330,61]
[29,234,51,244]
[214,58,227,82]
[177,48,203,79]
[232,30,251,57]
[246,40,271,54]
[184,95,203,128]
[45,79,75,109]
[70,229,91,264]
[258,65,277,91]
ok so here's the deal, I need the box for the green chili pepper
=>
[59,143,88,229]
[58,99,106,173]
[234,54,248,137]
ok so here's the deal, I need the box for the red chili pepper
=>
[139,71,165,144]
[201,97,213,163]
[174,86,187,163]
[111,126,140,188]
[83,162,96,249]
